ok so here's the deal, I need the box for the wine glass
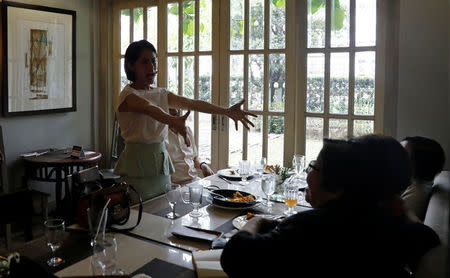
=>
[239,160,250,185]
[181,183,203,218]
[254,157,267,181]
[261,174,275,207]
[44,219,65,267]
[284,185,299,216]
[165,183,181,219]
[293,154,306,180]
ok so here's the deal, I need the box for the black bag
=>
[72,167,143,232]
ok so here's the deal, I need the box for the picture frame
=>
[2,1,76,116]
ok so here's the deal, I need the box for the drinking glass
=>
[254,157,267,181]
[44,219,65,267]
[239,160,250,185]
[284,185,299,216]
[293,154,306,177]
[87,207,108,246]
[181,183,203,218]
[261,174,275,207]
[165,183,181,219]
[91,234,120,275]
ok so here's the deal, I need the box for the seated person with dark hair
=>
[166,108,214,185]
[221,135,440,278]
[400,136,446,222]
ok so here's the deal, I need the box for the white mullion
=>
[307,46,375,53]
[297,0,307,156]
[178,0,183,96]
[262,0,270,159]
[349,0,356,136]
[323,0,331,138]
[243,0,249,160]
[194,0,200,150]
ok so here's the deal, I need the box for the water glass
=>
[165,183,181,219]
[284,185,299,216]
[239,160,250,185]
[254,157,267,181]
[261,174,275,207]
[44,219,65,267]
[91,234,119,275]
[87,207,108,246]
[181,183,203,218]
[292,154,305,176]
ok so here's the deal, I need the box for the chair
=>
[0,126,37,249]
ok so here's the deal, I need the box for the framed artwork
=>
[2,1,76,116]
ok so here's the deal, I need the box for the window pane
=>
[354,51,375,115]
[306,117,323,164]
[249,0,264,50]
[199,0,212,51]
[307,0,325,48]
[247,115,263,166]
[183,56,195,99]
[330,52,349,114]
[329,118,348,139]
[229,55,244,106]
[249,54,264,111]
[268,116,284,166]
[167,3,179,52]
[120,58,128,91]
[331,0,349,47]
[121,9,130,55]
[147,6,158,49]
[269,53,285,112]
[183,1,195,52]
[133,8,144,42]
[199,55,212,102]
[306,53,325,113]
[356,0,376,46]
[199,113,211,164]
[230,0,244,50]
[229,118,243,167]
[167,56,178,93]
[353,120,374,137]
[269,0,285,49]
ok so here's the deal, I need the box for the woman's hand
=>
[169,110,191,146]
[240,216,279,235]
[226,99,257,130]
[200,164,214,177]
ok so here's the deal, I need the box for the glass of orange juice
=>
[284,185,299,216]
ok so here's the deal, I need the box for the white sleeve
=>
[114,85,137,112]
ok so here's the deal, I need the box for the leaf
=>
[331,7,345,30]
[272,0,286,8]
[167,4,179,15]
[310,0,325,14]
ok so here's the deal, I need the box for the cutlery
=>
[217,175,232,184]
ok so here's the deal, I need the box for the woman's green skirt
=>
[114,142,174,204]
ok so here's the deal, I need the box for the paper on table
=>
[192,249,227,278]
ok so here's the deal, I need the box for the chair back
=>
[110,117,125,169]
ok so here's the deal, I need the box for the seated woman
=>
[400,136,446,221]
[220,135,440,278]
[166,108,214,185]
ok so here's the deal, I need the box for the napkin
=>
[171,225,222,242]
[192,249,227,278]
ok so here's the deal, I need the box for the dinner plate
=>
[206,195,260,210]
[217,168,254,181]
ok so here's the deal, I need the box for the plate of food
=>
[207,189,260,209]
[217,169,254,181]
[232,213,284,230]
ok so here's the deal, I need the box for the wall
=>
[0,0,97,197]
[397,0,450,169]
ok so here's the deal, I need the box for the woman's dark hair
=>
[402,136,445,181]
[124,40,157,82]
[318,134,411,201]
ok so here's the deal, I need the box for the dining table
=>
[3,172,311,277]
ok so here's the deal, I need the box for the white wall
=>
[397,0,450,169]
[0,0,97,197]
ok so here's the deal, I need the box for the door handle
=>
[221,115,226,132]
[212,114,217,131]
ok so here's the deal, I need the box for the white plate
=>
[206,195,260,210]
[232,214,282,230]
[217,168,254,180]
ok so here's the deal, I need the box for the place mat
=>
[131,258,196,278]
[150,196,209,218]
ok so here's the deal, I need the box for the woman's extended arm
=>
[168,92,257,130]
[118,93,191,146]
